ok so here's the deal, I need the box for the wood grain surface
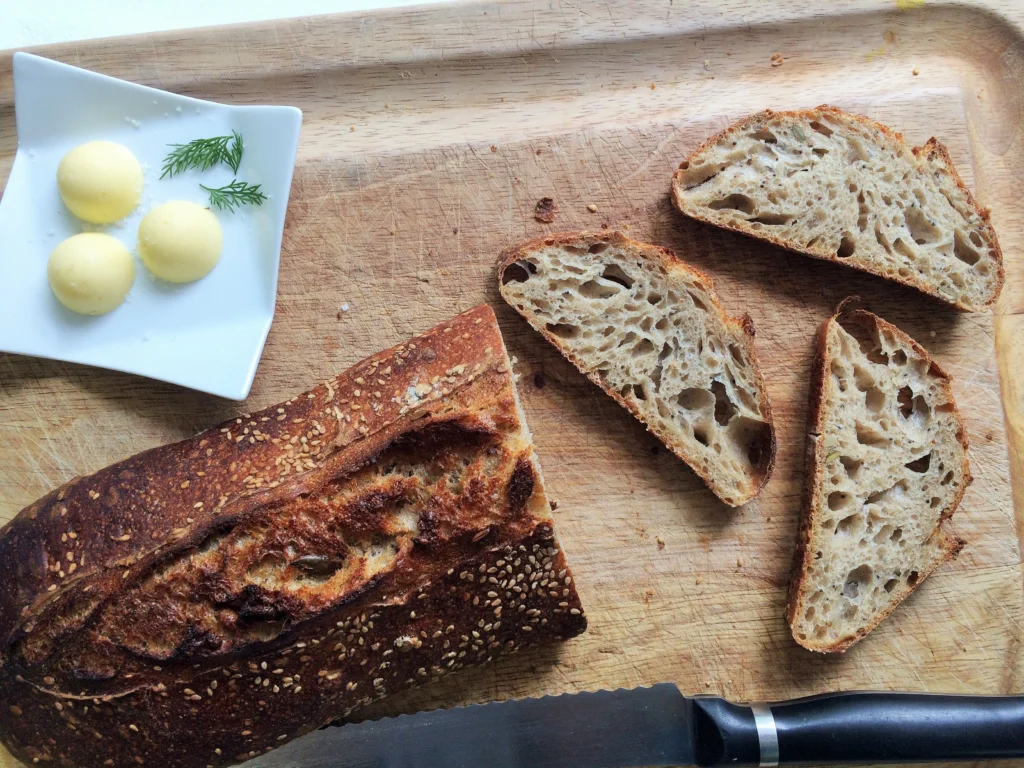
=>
[2,2,1024,766]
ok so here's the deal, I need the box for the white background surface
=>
[0,0,424,50]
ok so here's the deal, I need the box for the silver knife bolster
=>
[749,703,779,767]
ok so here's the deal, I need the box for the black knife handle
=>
[691,692,1024,766]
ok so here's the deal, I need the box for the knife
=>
[244,683,1024,767]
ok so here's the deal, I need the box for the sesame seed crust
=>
[0,305,586,768]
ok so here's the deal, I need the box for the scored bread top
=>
[498,231,775,506]
[671,106,1004,312]
[787,303,970,653]
[0,305,586,768]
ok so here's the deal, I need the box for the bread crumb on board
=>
[656,536,665,550]
[913,67,920,76]
[770,52,785,67]
[534,197,558,223]
[586,203,598,213]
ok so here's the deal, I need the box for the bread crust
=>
[786,301,970,653]
[498,230,776,506]
[0,305,586,767]
[671,106,1005,312]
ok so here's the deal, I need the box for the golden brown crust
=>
[785,301,970,653]
[0,305,586,767]
[671,106,1005,312]
[497,230,776,506]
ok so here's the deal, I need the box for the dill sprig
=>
[161,131,244,178]
[201,180,267,212]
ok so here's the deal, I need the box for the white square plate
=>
[0,53,302,400]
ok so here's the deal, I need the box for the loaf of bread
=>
[498,231,775,506]
[671,106,1004,312]
[787,302,970,652]
[0,305,586,768]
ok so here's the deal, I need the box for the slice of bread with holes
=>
[497,231,775,507]
[671,106,1004,312]
[787,302,970,653]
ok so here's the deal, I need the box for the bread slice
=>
[0,305,586,768]
[498,231,775,506]
[787,302,971,653]
[671,106,1004,312]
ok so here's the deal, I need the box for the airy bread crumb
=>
[498,230,775,506]
[672,106,1004,312]
[787,303,970,652]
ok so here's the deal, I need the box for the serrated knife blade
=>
[244,684,693,768]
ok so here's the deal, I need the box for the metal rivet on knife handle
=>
[750,703,779,767]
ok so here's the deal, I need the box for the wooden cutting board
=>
[1,1,1023,766]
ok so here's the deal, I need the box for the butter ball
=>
[138,201,223,283]
[48,233,135,315]
[57,141,143,224]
